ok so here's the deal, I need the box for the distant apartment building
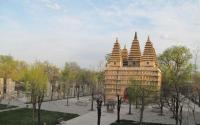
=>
[104,32,162,101]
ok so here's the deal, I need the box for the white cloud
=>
[1,0,200,69]
[40,0,61,10]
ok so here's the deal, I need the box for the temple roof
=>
[142,36,157,62]
[134,32,137,40]
[121,45,128,60]
[128,32,141,62]
[109,38,122,62]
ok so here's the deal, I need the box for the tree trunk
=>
[66,89,69,106]
[38,106,41,125]
[198,93,200,107]
[139,92,145,125]
[117,107,120,123]
[57,86,60,99]
[77,86,80,101]
[38,98,41,125]
[179,105,183,125]
[32,95,36,122]
[128,100,132,114]
[57,91,59,99]
[82,86,85,96]
[160,96,163,115]
[32,102,36,122]
[37,93,44,125]
[63,88,66,99]
[103,93,106,106]
[175,94,179,125]
[74,86,76,98]
[3,78,7,98]
[192,105,197,125]
[171,97,175,118]
[136,97,138,109]
[117,95,121,123]
[50,84,54,101]
[91,91,94,111]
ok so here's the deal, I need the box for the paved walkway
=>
[40,96,92,115]
[62,104,200,125]
[1,96,92,115]
[0,107,21,112]
[63,108,116,125]
[1,96,200,125]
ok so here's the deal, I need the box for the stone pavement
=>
[40,96,92,115]
[1,96,92,115]
[1,96,200,125]
[62,105,174,125]
[62,103,200,125]
[0,107,21,112]
[63,108,116,125]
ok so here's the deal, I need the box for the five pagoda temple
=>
[104,32,162,101]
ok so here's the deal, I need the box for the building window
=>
[114,62,116,65]
[147,62,149,65]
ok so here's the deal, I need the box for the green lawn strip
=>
[0,108,79,125]
[111,120,174,125]
[0,104,17,110]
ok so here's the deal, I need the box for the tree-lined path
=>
[1,94,200,125]
[62,107,116,125]
[62,102,200,125]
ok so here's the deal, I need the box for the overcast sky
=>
[0,0,200,68]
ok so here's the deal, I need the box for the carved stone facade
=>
[104,32,162,101]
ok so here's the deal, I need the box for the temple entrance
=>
[123,88,128,102]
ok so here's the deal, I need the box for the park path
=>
[62,108,116,125]
[0,107,21,112]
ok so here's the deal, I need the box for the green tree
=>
[23,63,48,125]
[15,60,28,97]
[192,48,200,107]
[61,62,80,103]
[96,62,104,98]
[158,46,193,125]
[129,79,156,125]
[105,53,111,64]
[42,61,60,101]
[192,71,200,106]
[127,79,140,114]
[0,55,27,100]
[0,55,18,97]
[76,70,85,100]
[88,70,97,111]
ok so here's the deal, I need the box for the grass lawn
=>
[0,104,17,110]
[111,120,173,125]
[0,108,79,125]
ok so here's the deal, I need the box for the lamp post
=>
[97,97,102,125]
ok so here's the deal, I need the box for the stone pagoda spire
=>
[134,32,137,40]
[108,38,122,67]
[128,32,141,67]
[121,45,128,66]
[141,36,157,67]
